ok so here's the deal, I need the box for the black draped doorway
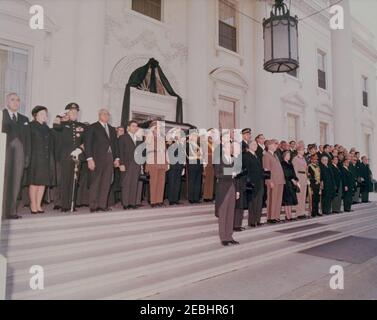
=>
[121,58,183,126]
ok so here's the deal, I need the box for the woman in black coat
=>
[27,106,56,214]
[281,151,299,221]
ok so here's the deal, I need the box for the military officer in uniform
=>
[53,103,85,212]
[241,128,251,153]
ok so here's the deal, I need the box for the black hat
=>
[31,105,47,117]
[65,103,80,111]
[242,128,251,135]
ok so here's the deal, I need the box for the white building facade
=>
[0,0,377,172]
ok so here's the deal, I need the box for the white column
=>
[331,0,356,148]
[74,0,106,123]
[0,111,7,300]
[186,0,209,128]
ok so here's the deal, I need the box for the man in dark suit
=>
[2,93,31,219]
[119,120,142,209]
[53,103,85,212]
[166,129,186,205]
[275,140,288,162]
[243,140,265,227]
[320,155,336,215]
[214,141,240,246]
[330,156,343,213]
[255,134,265,163]
[341,158,355,212]
[359,156,373,203]
[321,144,333,162]
[84,108,120,212]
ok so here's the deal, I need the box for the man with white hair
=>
[84,108,120,212]
[1,93,31,219]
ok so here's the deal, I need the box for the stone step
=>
[4,204,375,251]
[8,211,377,294]
[10,213,377,300]
[1,204,213,232]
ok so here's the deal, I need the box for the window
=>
[365,133,371,159]
[132,0,162,21]
[317,50,326,90]
[319,122,328,145]
[362,76,368,107]
[0,44,29,113]
[219,0,238,52]
[287,114,298,141]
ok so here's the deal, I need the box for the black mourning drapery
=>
[121,58,183,126]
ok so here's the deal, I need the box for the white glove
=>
[182,168,185,176]
[71,148,83,159]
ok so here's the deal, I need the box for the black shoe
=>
[248,224,257,228]
[9,215,22,219]
[53,205,61,210]
[90,208,98,213]
[221,241,231,246]
[230,240,240,245]
[233,227,245,232]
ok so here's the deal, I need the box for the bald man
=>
[262,139,285,223]
[2,93,31,219]
[85,109,120,212]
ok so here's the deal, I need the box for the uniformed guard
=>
[53,103,85,212]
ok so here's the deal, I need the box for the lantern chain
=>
[220,0,344,25]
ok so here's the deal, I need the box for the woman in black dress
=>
[281,151,299,221]
[28,106,55,214]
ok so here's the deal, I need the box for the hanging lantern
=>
[263,0,299,73]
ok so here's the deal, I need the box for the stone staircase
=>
[1,202,377,300]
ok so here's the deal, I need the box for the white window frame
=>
[216,0,241,57]
[317,49,327,91]
[0,39,33,114]
[128,0,165,24]
[319,121,329,146]
[361,75,369,107]
[286,113,299,142]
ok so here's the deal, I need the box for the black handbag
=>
[263,170,271,180]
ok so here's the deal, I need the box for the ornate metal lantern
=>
[263,0,299,73]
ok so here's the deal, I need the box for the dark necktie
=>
[104,124,109,137]
[12,113,17,122]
